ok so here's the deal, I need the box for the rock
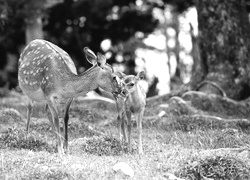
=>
[71,163,84,171]
[158,110,166,118]
[164,173,186,180]
[238,150,249,160]
[113,162,134,177]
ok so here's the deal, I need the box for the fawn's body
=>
[18,39,120,154]
[114,71,146,154]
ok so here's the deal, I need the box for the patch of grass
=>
[80,136,135,156]
[165,115,234,131]
[162,129,250,150]
[159,113,250,134]
[30,117,104,139]
[0,127,55,152]
[68,122,101,138]
[29,121,53,133]
[24,168,72,180]
[178,155,250,180]
[0,108,23,123]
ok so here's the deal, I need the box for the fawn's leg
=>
[117,115,123,141]
[126,110,132,152]
[48,100,64,154]
[26,100,34,133]
[63,98,73,152]
[121,111,128,142]
[137,108,145,155]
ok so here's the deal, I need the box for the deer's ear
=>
[137,71,145,80]
[84,47,97,65]
[97,52,107,67]
[114,71,126,79]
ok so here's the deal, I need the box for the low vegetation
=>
[0,91,250,179]
[179,155,250,179]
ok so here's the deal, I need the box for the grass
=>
[0,94,250,179]
[0,128,55,152]
[1,126,250,179]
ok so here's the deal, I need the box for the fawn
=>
[18,39,121,154]
[113,71,146,154]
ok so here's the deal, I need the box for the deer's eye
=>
[128,83,134,87]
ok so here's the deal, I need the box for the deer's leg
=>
[126,110,132,152]
[26,100,34,133]
[47,100,64,154]
[115,97,126,142]
[63,98,73,152]
[45,104,56,132]
[137,108,145,155]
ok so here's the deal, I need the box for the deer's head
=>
[84,47,122,94]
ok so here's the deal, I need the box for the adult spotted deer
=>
[113,71,146,154]
[18,39,121,154]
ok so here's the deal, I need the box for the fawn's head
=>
[124,71,145,93]
[114,71,145,97]
[84,47,122,94]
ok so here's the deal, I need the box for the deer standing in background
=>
[113,71,146,154]
[18,39,121,154]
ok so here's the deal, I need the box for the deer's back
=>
[18,39,77,102]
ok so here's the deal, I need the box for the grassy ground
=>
[0,92,250,180]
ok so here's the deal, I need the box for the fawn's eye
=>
[113,76,119,83]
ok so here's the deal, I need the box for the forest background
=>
[1,0,250,179]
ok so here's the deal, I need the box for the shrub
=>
[81,136,135,156]
[178,155,250,180]
[0,108,23,124]
[0,127,55,152]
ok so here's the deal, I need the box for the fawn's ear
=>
[84,47,97,65]
[97,52,107,67]
[114,71,126,79]
[137,71,145,80]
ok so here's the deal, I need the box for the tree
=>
[158,0,250,100]
[0,0,62,89]
[191,0,250,100]
[0,0,62,47]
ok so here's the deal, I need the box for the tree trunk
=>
[25,15,43,44]
[189,23,205,89]
[192,0,250,100]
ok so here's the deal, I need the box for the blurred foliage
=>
[0,0,158,82]
[2,0,250,98]
[44,0,159,71]
[0,0,197,91]
[0,0,47,52]
[161,0,195,12]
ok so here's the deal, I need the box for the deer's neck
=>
[66,65,100,97]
